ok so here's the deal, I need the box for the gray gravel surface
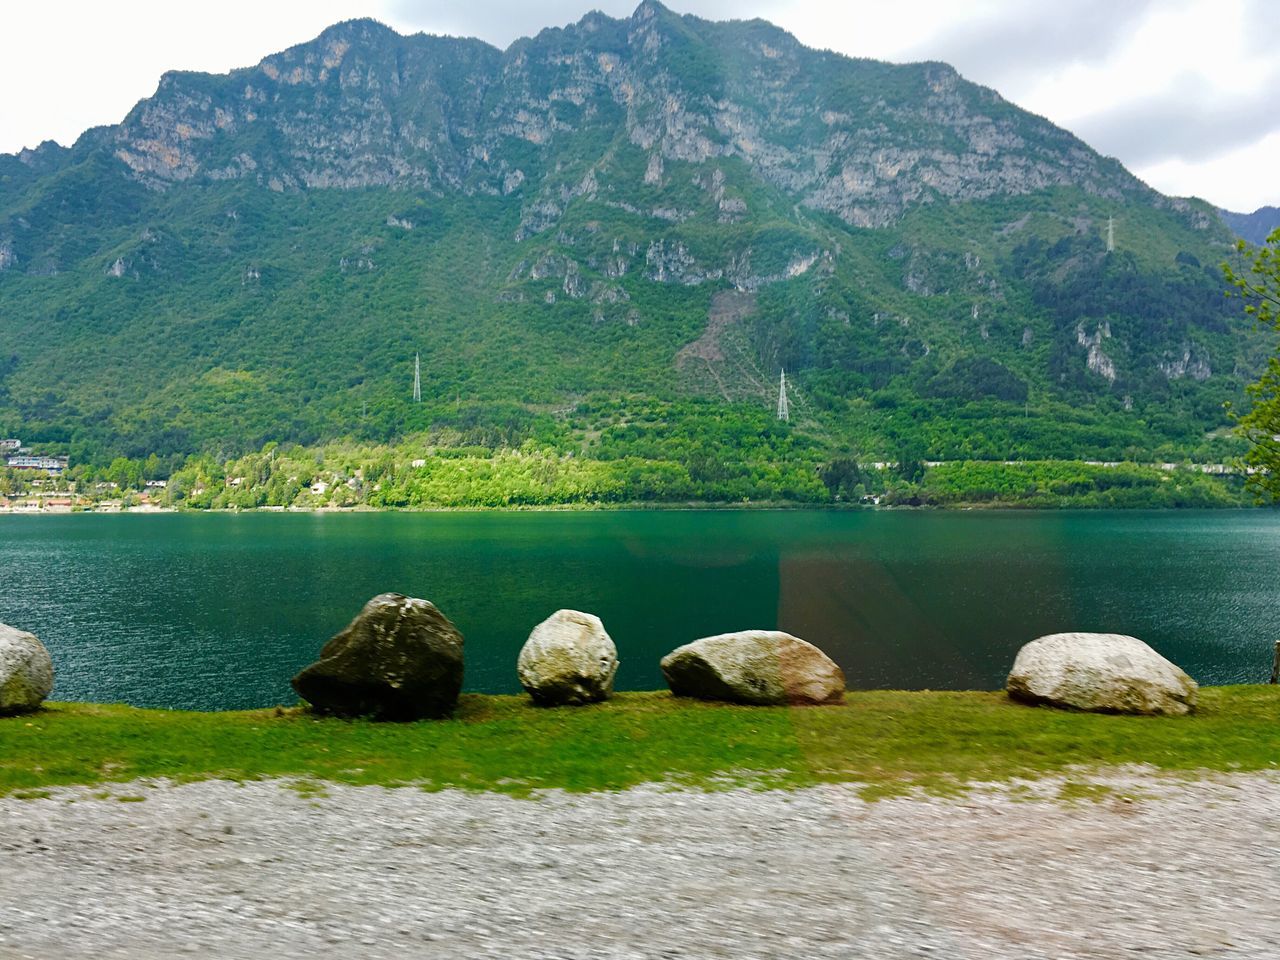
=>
[1,771,1277,959]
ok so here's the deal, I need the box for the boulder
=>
[1006,632,1198,716]
[291,593,464,720]
[0,624,54,716]
[661,630,845,706]
[517,609,618,706]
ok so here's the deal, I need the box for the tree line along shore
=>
[0,443,1259,512]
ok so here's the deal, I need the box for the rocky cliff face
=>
[92,2,1146,230]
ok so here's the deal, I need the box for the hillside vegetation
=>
[0,4,1266,486]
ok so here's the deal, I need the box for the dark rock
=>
[291,594,463,720]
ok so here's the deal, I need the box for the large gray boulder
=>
[517,609,619,706]
[1006,632,1198,715]
[661,630,845,706]
[292,593,464,721]
[0,624,54,716]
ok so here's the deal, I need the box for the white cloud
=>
[0,0,379,153]
[1135,130,1280,211]
[766,0,1279,208]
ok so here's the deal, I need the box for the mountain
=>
[0,3,1262,468]
[1219,206,1280,246]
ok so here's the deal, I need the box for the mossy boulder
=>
[660,630,845,706]
[292,593,463,721]
[517,609,618,706]
[0,623,54,716]
[1007,632,1198,715]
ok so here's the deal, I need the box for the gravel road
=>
[1,771,1277,959]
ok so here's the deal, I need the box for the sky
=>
[1,0,1275,211]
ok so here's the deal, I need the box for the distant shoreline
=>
[0,500,1266,516]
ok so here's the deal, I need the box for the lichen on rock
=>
[661,630,845,706]
[517,609,618,706]
[0,624,55,716]
[291,593,464,720]
[1006,632,1198,716]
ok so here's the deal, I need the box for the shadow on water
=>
[0,509,1276,709]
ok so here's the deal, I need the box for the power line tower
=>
[1106,216,1115,253]
[412,353,422,403]
[776,369,790,422]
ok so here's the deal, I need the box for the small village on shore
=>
[0,439,170,513]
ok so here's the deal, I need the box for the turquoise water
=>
[0,510,1276,710]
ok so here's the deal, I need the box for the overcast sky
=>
[1,0,1275,211]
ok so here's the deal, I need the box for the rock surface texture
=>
[661,630,845,705]
[1006,632,1198,715]
[517,609,618,705]
[291,594,463,720]
[96,7,1145,224]
[0,623,54,715]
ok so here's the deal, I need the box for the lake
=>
[0,510,1277,710]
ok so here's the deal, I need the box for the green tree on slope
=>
[1224,227,1280,501]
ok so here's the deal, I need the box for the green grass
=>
[1,688,1276,799]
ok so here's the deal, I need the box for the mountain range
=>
[0,2,1268,466]
[1218,206,1280,247]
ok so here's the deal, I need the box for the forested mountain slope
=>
[0,2,1262,466]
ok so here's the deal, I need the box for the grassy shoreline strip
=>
[1,688,1276,798]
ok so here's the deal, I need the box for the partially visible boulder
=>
[660,631,845,706]
[517,609,618,706]
[0,624,54,716]
[291,593,464,721]
[1006,632,1197,716]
